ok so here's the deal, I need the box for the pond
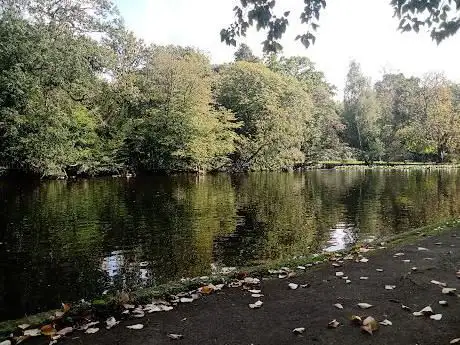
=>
[1,169,460,321]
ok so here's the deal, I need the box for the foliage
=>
[343,61,383,162]
[2,0,460,178]
[222,0,460,52]
[123,47,239,172]
[234,43,260,62]
[215,61,312,170]
[266,55,346,161]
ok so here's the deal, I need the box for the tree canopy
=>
[1,0,460,178]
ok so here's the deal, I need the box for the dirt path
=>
[31,230,460,345]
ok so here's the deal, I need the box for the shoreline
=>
[1,217,459,339]
[1,162,460,180]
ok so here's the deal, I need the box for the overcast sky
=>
[114,0,460,96]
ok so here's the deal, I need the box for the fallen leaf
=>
[199,285,214,295]
[385,285,396,290]
[126,324,144,330]
[413,312,423,316]
[300,283,311,288]
[62,303,71,313]
[359,277,369,280]
[248,289,261,294]
[17,324,30,330]
[442,288,457,295]
[41,325,56,336]
[77,321,100,331]
[251,294,264,298]
[228,281,243,288]
[123,304,135,309]
[439,300,448,306]
[359,258,369,263]
[24,329,41,337]
[54,311,65,319]
[249,300,263,309]
[214,284,224,291]
[345,279,351,284]
[357,303,373,309]
[350,315,362,325]
[297,266,306,270]
[328,319,341,328]
[401,304,411,311]
[106,317,119,329]
[244,277,260,285]
[411,267,418,271]
[334,303,343,309]
[332,263,341,267]
[278,273,288,279]
[431,280,447,287]
[418,247,429,251]
[56,327,73,336]
[132,308,145,318]
[361,316,379,335]
[376,268,384,272]
[85,328,99,334]
[379,319,392,326]
[393,252,405,257]
[402,259,411,263]
[335,272,344,277]
[180,297,194,303]
[450,338,460,344]
[430,314,442,321]
[288,283,299,290]
[420,306,433,315]
[456,271,460,278]
[292,327,305,335]
[167,333,183,340]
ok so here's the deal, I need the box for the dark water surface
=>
[1,170,460,320]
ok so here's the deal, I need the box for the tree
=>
[123,46,239,172]
[266,55,346,161]
[234,43,259,62]
[421,73,460,162]
[222,0,460,52]
[343,61,383,162]
[0,8,111,177]
[216,61,312,170]
[374,73,424,160]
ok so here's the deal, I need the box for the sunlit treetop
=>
[221,0,460,53]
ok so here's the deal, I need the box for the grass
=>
[1,218,459,338]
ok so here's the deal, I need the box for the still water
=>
[1,169,460,320]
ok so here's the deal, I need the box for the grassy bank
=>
[1,218,459,338]
[310,161,460,170]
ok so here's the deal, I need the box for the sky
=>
[114,0,460,96]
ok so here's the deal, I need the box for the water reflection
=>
[325,223,356,252]
[1,169,460,320]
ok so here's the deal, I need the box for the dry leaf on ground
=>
[126,324,144,330]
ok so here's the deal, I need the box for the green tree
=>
[266,55,346,161]
[216,61,312,170]
[123,46,239,172]
[0,9,110,177]
[343,61,383,162]
[421,73,460,162]
[374,73,424,160]
[234,43,259,62]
